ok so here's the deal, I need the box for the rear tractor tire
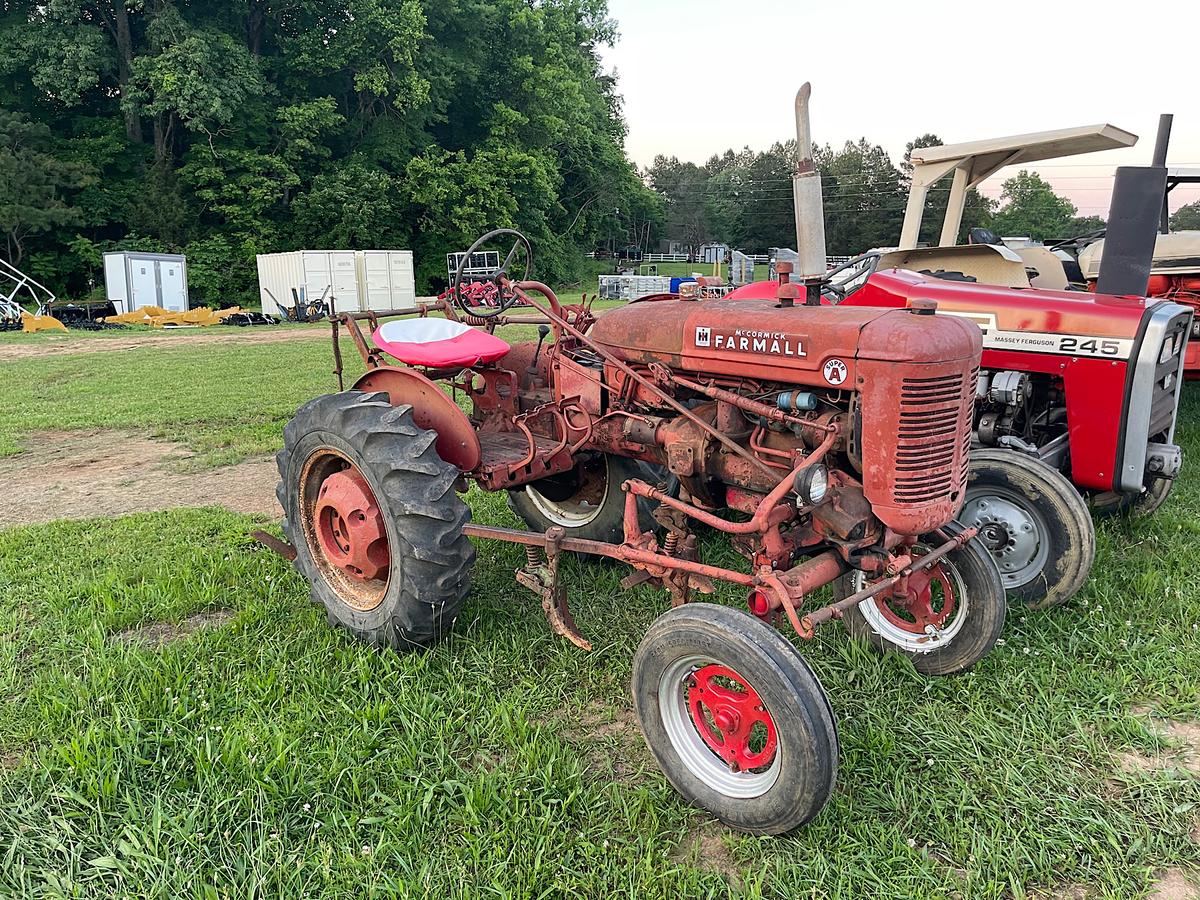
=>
[508,453,666,543]
[632,603,838,835]
[837,522,1006,676]
[277,391,474,650]
[959,450,1096,609]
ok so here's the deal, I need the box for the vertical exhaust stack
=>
[1095,113,1171,298]
[793,83,828,305]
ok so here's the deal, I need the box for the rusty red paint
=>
[314,467,389,582]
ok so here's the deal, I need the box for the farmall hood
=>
[588,293,980,388]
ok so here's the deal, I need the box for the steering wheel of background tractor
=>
[452,228,533,319]
[821,252,882,304]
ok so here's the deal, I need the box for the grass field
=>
[0,322,1198,897]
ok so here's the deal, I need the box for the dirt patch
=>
[0,430,281,527]
[0,325,328,362]
[559,700,652,783]
[114,609,234,648]
[1119,709,1200,777]
[0,748,24,771]
[670,824,743,889]
[1149,869,1200,900]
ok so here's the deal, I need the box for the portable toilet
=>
[103,252,189,314]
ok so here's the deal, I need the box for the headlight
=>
[794,463,829,506]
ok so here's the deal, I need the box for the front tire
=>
[632,604,838,835]
[277,391,474,650]
[1090,475,1175,518]
[837,522,1006,676]
[960,450,1095,609]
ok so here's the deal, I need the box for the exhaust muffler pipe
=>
[793,83,828,305]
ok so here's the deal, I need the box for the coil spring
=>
[662,532,680,557]
[525,545,543,567]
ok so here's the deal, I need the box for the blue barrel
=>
[670,276,696,293]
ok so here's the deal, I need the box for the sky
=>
[598,0,1200,215]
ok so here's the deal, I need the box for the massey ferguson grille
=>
[892,369,974,505]
[1147,318,1189,438]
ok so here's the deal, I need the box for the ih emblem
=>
[695,326,712,348]
[823,358,848,385]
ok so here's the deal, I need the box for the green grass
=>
[0,324,1198,896]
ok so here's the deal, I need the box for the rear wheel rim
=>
[960,485,1049,588]
[658,654,781,798]
[524,458,608,527]
[852,547,969,653]
[299,448,390,611]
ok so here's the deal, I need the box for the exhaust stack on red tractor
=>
[792,84,828,306]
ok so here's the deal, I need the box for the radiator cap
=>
[909,298,937,315]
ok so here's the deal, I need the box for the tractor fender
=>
[351,366,481,472]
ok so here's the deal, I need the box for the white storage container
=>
[103,252,188,314]
[359,250,416,311]
[256,250,416,316]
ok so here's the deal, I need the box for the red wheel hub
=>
[876,557,957,635]
[313,466,389,582]
[686,664,778,772]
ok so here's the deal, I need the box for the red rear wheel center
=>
[313,467,389,582]
[686,664,778,772]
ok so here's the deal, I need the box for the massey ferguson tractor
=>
[729,111,1194,610]
[266,86,1005,835]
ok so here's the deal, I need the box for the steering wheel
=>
[452,228,533,319]
[821,252,881,304]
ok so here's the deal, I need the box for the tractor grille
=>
[892,369,975,505]
[1146,319,1188,438]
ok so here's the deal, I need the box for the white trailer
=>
[256,250,415,316]
[103,251,188,314]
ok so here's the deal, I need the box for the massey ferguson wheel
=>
[508,453,664,543]
[959,450,1096,609]
[632,603,838,835]
[837,522,1005,676]
[1091,475,1175,518]
[277,391,474,650]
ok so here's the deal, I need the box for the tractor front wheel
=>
[632,603,838,835]
[277,391,474,650]
[837,522,1005,676]
[1090,475,1175,518]
[959,450,1095,609]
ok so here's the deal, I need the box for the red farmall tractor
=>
[268,91,1006,836]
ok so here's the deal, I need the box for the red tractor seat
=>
[373,319,510,368]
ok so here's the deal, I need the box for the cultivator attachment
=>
[514,527,592,651]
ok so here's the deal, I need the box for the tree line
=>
[3,1,1195,307]
[0,0,660,303]
[647,135,1122,257]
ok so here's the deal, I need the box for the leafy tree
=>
[648,156,714,254]
[1171,201,1200,231]
[0,112,92,265]
[0,0,658,301]
[816,139,905,255]
[988,170,1078,240]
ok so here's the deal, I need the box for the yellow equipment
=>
[20,311,67,333]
